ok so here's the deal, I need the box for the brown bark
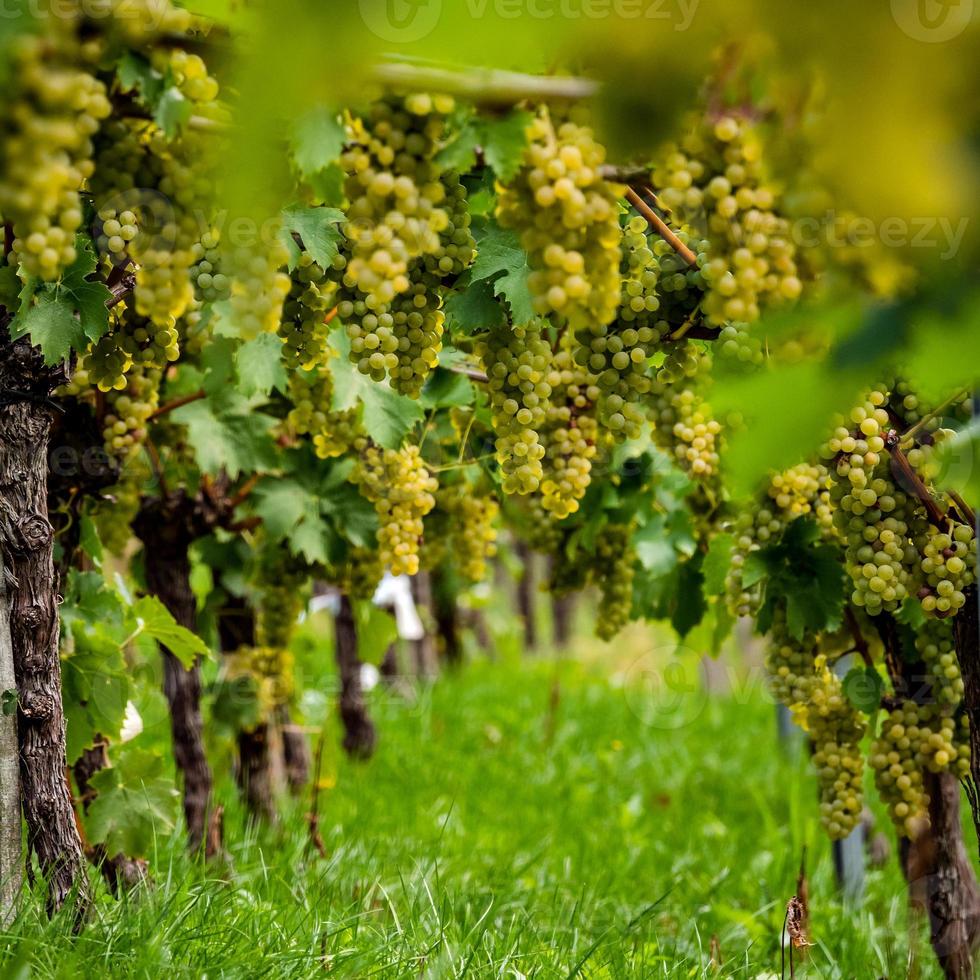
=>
[216,596,276,821]
[432,568,462,667]
[73,742,148,894]
[275,704,310,793]
[0,329,88,913]
[410,571,438,678]
[877,611,980,979]
[955,587,980,854]
[515,542,537,652]
[552,591,576,650]
[335,594,375,759]
[133,495,216,855]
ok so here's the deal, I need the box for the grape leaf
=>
[291,107,345,179]
[671,554,706,638]
[155,86,191,138]
[435,122,480,173]
[281,205,346,270]
[10,294,84,365]
[353,600,398,666]
[115,51,164,105]
[131,595,210,668]
[843,665,884,713]
[171,392,278,477]
[444,279,507,335]
[86,749,179,857]
[480,110,532,182]
[236,333,288,396]
[702,533,734,596]
[470,219,534,326]
[420,367,475,409]
[253,480,316,539]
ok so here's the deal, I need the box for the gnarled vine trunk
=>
[515,542,537,653]
[879,612,980,979]
[276,704,310,793]
[335,594,375,759]
[432,568,461,667]
[134,496,217,855]
[0,330,87,914]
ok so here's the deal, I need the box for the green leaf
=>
[328,331,424,448]
[115,51,164,105]
[131,595,210,668]
[480,110,532,182]
[154,86,191,138]
[843,665,884,714]
[171,392,278,477]
[1,689,17,717]
[54,236,113,343]
[10,294,84,365]
[420,367,475,409]
[671,555,706,638]
[435,121,480,173]
[702,533,734,596]
[253,480,315,540]
[470,219,534,326]
[236,333,288,396]
[86,748,179,858]
[281,205,346,270]
[0,263,20,309]
[444,279,507,335]
[353,600,397,666]
[291,107,346,179]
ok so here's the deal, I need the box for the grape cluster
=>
[286,366,361,460]
[280,251,335,370]
[225,232,293,340]
[0,26,111,280]
[498,109,622,328]
[917,620,965,707]
[353,443,438,577]
[230,646,295,712]
[765,624,865,839]
[190,230,231,303]
[594,523,636,641]
[332,547,386,601]
[917,521,976,618]
[539,347,601,518]
[100,361,162,465]
[87,308,179,391]
[331,94,475,394]
[478,322,552,495]
[823,390,918,616]
[432,482,500,583]
[651,113,803,327]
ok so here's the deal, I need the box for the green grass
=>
[0,649,955,978]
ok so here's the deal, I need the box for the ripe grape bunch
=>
[353,443,438,577]
[280,251,336,370]
[594,523,636,641]
[498,108,623,329]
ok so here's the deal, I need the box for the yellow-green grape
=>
[101,361,162,465]
[353,443,438,577]
[333,547,386,601]
[0,27,111,280]
[341,273,445,396]
[521,495,567,555]
[90,466,146,556]
[336,93,458,311]
[916,620,964,707]
[498,109,622,328]
[94,206,140,265]
[437,484,499,584]
[86,303,180,391]
[226,233,292,340]
[286,365,361,459]
[594,524,636,641]
[716,323,765,367]
[233,646,295,710]
[918,521,976,618]
[190,229,231,304]
[651,113,803,327]
[280,251,335,370]
[954,714,972,780]
[823,389,918,616]
[725,464,833,617]
[539,347,600,518]
[765,625,864,839]
[151,48,219,104]
[477,322,552,496]
[253,546,308,651]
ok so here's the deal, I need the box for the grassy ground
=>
[0,628,962,978]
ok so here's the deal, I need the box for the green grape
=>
[0,25,111,280]
[477,321,552,496]
[101,360,162,464]
[765,620,864,840]
[498,108,622,329]
[353,443,438,577]
[430,481,500,583]
[332,546,386,601]
[595,523,636,641]
[916,620,964,707]
[286,364,361,459]
[226,232,292,339]
[651,112,804,327]
[190,229,231,304]
[280,251,335,370]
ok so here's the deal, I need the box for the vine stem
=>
[885,432,948,528]
[625,187,698,268]
[148,389,206,421]
[899,387,970,450]
[447,363,488,384]
[843,606,875,670]
[369,61,598,106]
